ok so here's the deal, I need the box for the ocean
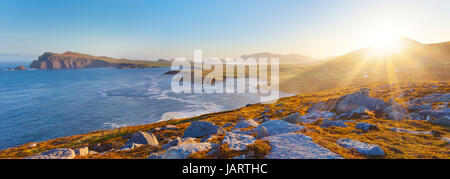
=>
[0,62,289,150]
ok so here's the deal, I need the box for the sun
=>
[368,28,400,53]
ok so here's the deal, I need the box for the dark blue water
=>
[0,62,278,150]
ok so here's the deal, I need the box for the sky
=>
[1,0,449,61]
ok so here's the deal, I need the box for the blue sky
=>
[1,0,449,61]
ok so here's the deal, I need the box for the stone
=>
[264,133,342,159]
[387,111,408,121]
[182,121,225,138]
[223,123,234,128]
[149,143,216,159]
[222,132,256,151]
[127,131,159,146]
[254,126,269,139]
[409,113,426,120]
[232,119,259,130]
[433,116,450,127]
[337,139,385,156]
[74,147,89,156]
[163,125,178,130]
[319,119,348,128]
[29,143,37,148]
[284,111,335,124]
[390,128,433,135]
[25,148,76,159]
[355,122,378,132]
[120,143,143,151]
[233,155,246,159]
[419,109,450,120]
[256,120,305,136]
[336,91,388,113]
[411,93,450,103]
[407,104,432,111]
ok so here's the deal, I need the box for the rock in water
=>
[8,65,27,71]
[337,139,385,156]
[264,133,342,159]
[222,132,256,151]
[149,143,216,159]
[255,120,305,136]
[336,91,387,113]
[232,119,259,130]
[182,121,225,138]
[127,131,159,146]
[25,148,76,159]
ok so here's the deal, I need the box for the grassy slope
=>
[0,81,448,159]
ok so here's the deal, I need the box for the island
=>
[29,51,171,70]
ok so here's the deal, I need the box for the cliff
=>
[29,51,171,70]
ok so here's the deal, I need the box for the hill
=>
[29,51,171,70]
[242,52,319,65]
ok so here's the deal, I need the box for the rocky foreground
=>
[0,81,449,159]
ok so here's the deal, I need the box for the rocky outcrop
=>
[336,91,388,113]
[232,119,259,130]
[264,133,342,159]
[8,65,27,71]
[182,121,225,138]
[355,122,378,132]
[29,51,169,70]
[319,118,348,128]
[25,148,76,159]
[126,131,159,146]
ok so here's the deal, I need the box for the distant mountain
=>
[241,52,319,64]
[29,51,171,70]
[279,37,450,94]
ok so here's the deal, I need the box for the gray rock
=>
[232,119,259,130]
[162,137,197,150]
[319,119,348,128]
[256,120,305,136]
[390,128,432,135]
[233,155,246,159]
[74,147,89,156]
[336,91,388,113]
[407,104,432,111]
[223,123,234,128]
[337,139,385,156]
[433,116,450,127]
[222,132,256,151]
[264,133,342,159]
[418,109,450,119]
[254,126,269,139]
[284,111,335,124]
[281,112,301,124]
[355,122,378,132]
[411,93,450,103]
[150,143,217,159]
[121,143,144,151]
[25,148,76,159]
[127,131,159,146]
[387,111,408,121]
[163,125,178,130]
[182,121,225,138]
[410,113,426,120]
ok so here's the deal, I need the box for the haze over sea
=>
[0,62,287,149]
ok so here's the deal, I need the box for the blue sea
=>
[0,62,289,150]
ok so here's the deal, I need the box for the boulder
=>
[222,132,256,151]
[418,110,450,120]
[255,120,305,136]
[264,133,342,159]
[149,143,216,159]
[254,126,269,139]
[319,119,348,128]
[307,98,340,113]
[25,148,76,159]
[182,121,225,138]
[411,93,450,103]
[390,128,432,135]
[162,137,197,150]
[120,143,144,151]
[336,91,388,113]
[355,122,378,132]
[387,111,408,121]
[127,131,159,146]
[337,139,385,156]
[232,119,259,130]
[163,125,178,130]
[407,104,432,111]
[409,113,426,120]
[433,116,450,127]
[74,147,89,156]
[283,111,335,124]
